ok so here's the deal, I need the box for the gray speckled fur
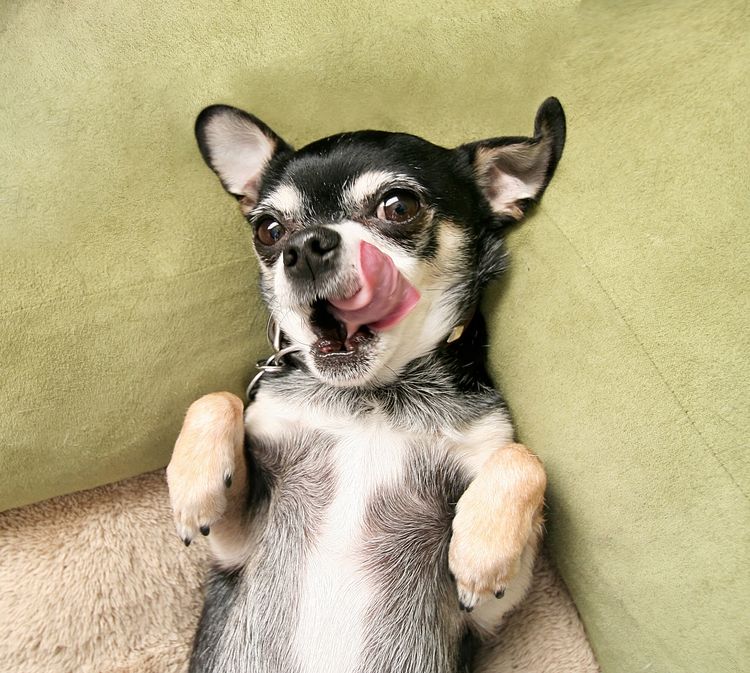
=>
[358,446,471,673]
[190,431,336,673]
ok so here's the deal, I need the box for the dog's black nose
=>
[283,227,341,280]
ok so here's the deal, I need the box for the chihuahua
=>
[167,98,566,673]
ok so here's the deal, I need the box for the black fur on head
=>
[195,99,566,387]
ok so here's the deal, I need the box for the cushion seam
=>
[542,212,748,501]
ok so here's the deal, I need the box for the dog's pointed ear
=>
[460,97,566,222]
[195,105,292,206]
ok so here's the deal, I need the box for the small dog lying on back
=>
[167,98,566,673]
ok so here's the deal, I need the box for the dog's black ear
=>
[459,97,566,222]
[195,105,292,206]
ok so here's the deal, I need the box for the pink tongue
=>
[328,241,420,337]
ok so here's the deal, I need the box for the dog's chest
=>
[293,414,410,672]
[243,389,469,673]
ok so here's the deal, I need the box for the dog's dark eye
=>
[256,218,287,246]
[377,190,420,222]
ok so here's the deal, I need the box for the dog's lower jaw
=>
[301,328,471,389]
[305,342,427,388]
[302,316,466,388]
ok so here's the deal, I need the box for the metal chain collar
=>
[245,319,304,400]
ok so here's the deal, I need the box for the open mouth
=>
[308,241,420,362]
[309,300,375,356]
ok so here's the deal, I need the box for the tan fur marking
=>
[166,392,248,559]
[449,442,547,609]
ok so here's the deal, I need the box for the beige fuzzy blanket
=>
[0,472,599,673]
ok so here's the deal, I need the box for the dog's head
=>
[195,99,565,387]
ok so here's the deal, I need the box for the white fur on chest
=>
[296,408,408,673]
[247,394,414,673]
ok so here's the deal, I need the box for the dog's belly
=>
[204,398,472,673]
[292,429,401,673]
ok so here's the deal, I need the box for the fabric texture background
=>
[1,1,747,672]
[0,471,600,673]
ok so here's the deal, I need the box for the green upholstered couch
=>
[1,1,747,672]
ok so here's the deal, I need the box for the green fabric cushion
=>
[1,1,747,672]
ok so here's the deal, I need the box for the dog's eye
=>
[256,218,287,246]
[377,190,420,222]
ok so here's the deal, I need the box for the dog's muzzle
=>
[283,226,341,283]
[276,232,421,373]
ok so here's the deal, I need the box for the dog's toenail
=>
[183,538,191,547]
[200,525,210,536]
[495,589,505,599]
[224,473,232,488]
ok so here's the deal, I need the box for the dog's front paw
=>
[448,488,534,612]
[166,392,244,546]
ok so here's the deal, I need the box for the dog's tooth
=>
[316,338,336,354]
